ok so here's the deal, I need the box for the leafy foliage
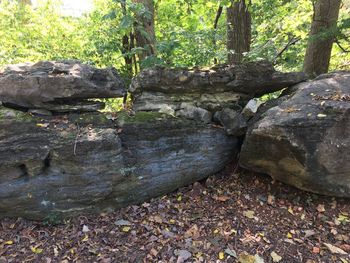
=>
[0,0,349,71]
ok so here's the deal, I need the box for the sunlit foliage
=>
[0,0,349,72]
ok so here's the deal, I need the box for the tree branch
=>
[273,36,301,64]
[335,38,350,52]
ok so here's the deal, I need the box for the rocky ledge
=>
[129,61,307,135]
[0,60,126,114]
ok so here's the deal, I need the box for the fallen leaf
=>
[224,248,237,258]
[218,251,225,260]
[150,248,158,257]
[185,224,200,239]
[288,207,294,215]
[115,219,131,226]
[36,123,49,128]
[30,246,43,254]
[53,247,59,257]
[304,230,317,238]
[238,253,264,263]
[151,215,163,224]
[175,249,191,263]
[323,243,348,255]
[82,225,90,232]
[122,226,131,232]
[338,214,349,224]
[213,195,230,202]
[287,232,293,239]
[317,204,325,213]
[312,247,320,254]
[317,113,327,118]
[267,195,275,205]
[243,210,255,219]
[340,244,350,252]
[270,251,282,262]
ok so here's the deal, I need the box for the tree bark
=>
[226,0,251,65]
[121,1,134,77]
[132,0,156,63]
[213,6,223,64]
[303,0,341,77]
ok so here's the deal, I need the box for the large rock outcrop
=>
[0,60,126,113]
[0,108,237,219]
[239,71,350,197]
[129,61,307,133]
[0,60,311,220]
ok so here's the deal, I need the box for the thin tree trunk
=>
[303,0,341,77]
[121,1,134,77]
[226,0,251,65]
[213,6,223,64]
[132,0,156,63]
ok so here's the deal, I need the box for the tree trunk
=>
[226,0,251,65]
[121,1,134,77]
[132,0,156,63]
[303,0,341,77]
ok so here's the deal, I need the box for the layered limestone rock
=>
[0,59,315,220]
[130,61,307,133]
[0,60,126,113]
[239,71,350,197]
[0,108,238,219]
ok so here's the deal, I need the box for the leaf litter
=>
[0,164,349,262]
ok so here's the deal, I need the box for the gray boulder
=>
[0,60,126,112]
[214,108,248,136]
[239,71,350,197]
[0,108,238,219]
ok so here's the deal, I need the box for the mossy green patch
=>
[68,112,112,126]
[0,107,35,122]
[115,111,171,124]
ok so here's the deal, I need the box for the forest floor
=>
[0,163,349,263]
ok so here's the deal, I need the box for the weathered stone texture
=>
[240,71,350,197]
[0,60,126,113]
[130,61,307,134]
[0,109,237,219]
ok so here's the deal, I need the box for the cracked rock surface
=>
[0,60,126,113]
[0,108,238,219]
[240,71,350,197]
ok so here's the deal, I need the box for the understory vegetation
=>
[0,0,349,74]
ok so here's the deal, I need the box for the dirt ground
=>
[1,164,349,263]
